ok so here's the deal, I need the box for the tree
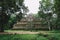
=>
[54,0,60,29]
[0,0,28,32]
[38,0,54,30]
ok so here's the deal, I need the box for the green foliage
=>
[38,0,53,18]
[38,0,55,30]
[0,0,28,31]
[37,36,48,40]
[0,32,60,40]
[54,0,60,28]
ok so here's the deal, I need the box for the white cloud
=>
[24,0,40,14]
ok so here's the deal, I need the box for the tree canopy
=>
[38,0,55,30]
[54,0,60,28]
[0,0,28,32]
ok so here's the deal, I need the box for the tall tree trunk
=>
[46,17,51,31]
[0,24,4,32]
[47,20,51,30]
[0,27,4,32]
[0,0,5,32]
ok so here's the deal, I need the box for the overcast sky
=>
[24,0,40,14]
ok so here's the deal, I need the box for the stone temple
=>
[13,14,48,30]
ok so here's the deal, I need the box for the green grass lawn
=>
[0,30,60,40]
[0,33,60,40]
[0,34,48,40]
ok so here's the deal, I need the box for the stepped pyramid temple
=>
[13,14,48,30]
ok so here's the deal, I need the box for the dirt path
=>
[6,31,39,34]
[5,30,54,34]
[0,30,60,34]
